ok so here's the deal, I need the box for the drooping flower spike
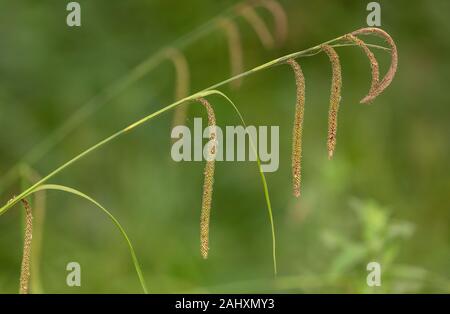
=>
[321,44,343,160]
[197,98,217,259]
[287,59,306,198]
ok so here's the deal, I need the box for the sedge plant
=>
[1,27,397,293]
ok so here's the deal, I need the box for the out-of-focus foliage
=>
[0,0,448,293]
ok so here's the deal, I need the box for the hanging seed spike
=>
[165,48,190,101]
[200,160,215,259]
[166,48,191,128]
[287,59,305,198]
[31,187,45,294]
[344,34,380,103]
[217,18,244,89]
[351,27,398,103]
[19,198,33,294]
[321,44,342,160]
[237,3,275,50]
[20,166,46,294]
[254,0,288,46]
[197,98,217,259]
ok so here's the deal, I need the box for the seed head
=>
[321,44,342,160]
[237,3,275,50]
[198,98,217,259]
[217,18,244,89]
[252,0,288,46]
[166,48,190,127]
[19,198,33,294]
[287,59,305,198]
[344,34,379,103]
[351,27,398,103]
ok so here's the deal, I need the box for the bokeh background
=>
[0,0,448,293]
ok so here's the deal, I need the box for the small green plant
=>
[0,27,397,293]
[320,199,415,293]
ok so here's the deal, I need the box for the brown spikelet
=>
[344,34,379,101]
[166,48,191,127]
[237,3,275,50]
[23,166,46,294]
[198,98,217,259]
[286,59,305,198]
[19,199,33,294]
[217,18,244,89]
[30,190,45,293]
[253,0,288,46]
[351,27,398,103]
[322,44,342,160]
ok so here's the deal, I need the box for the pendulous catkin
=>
[322,44,342,160]
[19,199,33,294]
[287,59,306,198]
[166,48,191,127]
[344,34,379,102]
[351,27,398,103]
[253,0,288,46]
[198,98,217,259]
[217,18,244,89]
[237,3,275,50]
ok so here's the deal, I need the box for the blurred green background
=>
[0,0,448,293]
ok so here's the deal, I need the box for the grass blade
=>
[30,184,149,294]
